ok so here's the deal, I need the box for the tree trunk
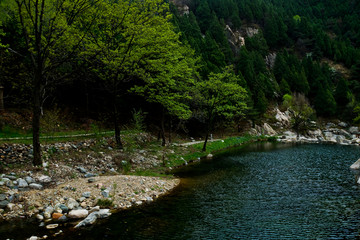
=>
[202,130,209,152]
[0,86,4,112]
[161,108,166,146]
[32,73,42,166]
[168,118,172,144]
[113,102,123,149]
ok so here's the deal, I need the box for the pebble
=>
[52,212,63,220]
[82,192,91,198]
[36,214,44,221]
[57,215,68,222]
[101,189,110,198]
[25,176,34,184]
[88,178,95,183]
[67,198,79,210]
[84,173,96,178]
[46,224,59,229]
[77,167,87,173]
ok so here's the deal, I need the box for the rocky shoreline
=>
[1,174,179,239]
[249,108,360,147]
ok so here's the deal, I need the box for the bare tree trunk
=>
[202,130,209,152]
[113,102,123,149]
[32,72,42,166]
[161,108,166,146]
[0,86,4,112]
[168,118,172,144]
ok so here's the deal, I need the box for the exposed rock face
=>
[265,52,277,69]
[275,108,290,127]
[225,25,245,54]
[263,123,277,136]
[170,0,191,15]
[245,27,259,37]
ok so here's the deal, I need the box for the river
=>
[3,142,360,239]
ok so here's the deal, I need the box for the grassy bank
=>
[165,135,277,169]
[0,127,277,178]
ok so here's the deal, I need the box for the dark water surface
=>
[3,143,360,239]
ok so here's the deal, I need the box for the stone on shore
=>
[74,209,111,228]
[29,183,43,190]
[18,178,28,188]
[68,209,89,219]
[350,159,360,169]
[67,198,79,210]
[0,200,9,209]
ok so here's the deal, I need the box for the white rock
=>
[37,175,51,183]
[349,126,359,134]
[68,209,89,219]
[6,203,15,211]
[338,122,348,128]
[29,183,43,190]
[18,178,28,188]
[263,123,277,136]
[350,159,360,169]
[45,224,59,229]
[36,214,44,221]
[28,236,39,240]
[206,154,213,159]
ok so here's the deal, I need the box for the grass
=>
[96,199,114,208]
[166,135,277,169]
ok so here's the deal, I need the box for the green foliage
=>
[96,199,114,208]
[283,93,315,136]
[293,15,301,23]
[353,105,360,124]
[131,109,147,132]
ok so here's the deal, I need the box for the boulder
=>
[0,194,6,201]
[44,206,54,219]
[338,129,351,138]
[350,159,360,169]
[37,175,51,183]
[74,209,111,228]
[82,192,91,198]
[18,178,28,188]
[68,209,89,219]
[0,200,9,209]
[263,123,277,136]
[349,126,359,134]
[25,176,34,184]
[275,108,290,126]
[338,122,348,128]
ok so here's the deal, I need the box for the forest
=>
[0,0,359,165]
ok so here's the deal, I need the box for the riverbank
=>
[0,119,358,239]
[0,132,274,239]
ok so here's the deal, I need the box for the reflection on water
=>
[2,143,360,240]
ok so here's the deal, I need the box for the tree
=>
[195,67,247,151]
[283,93,315,137]
[2,0,97,165]
[131,43,199,146]
[83,0,188,148]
